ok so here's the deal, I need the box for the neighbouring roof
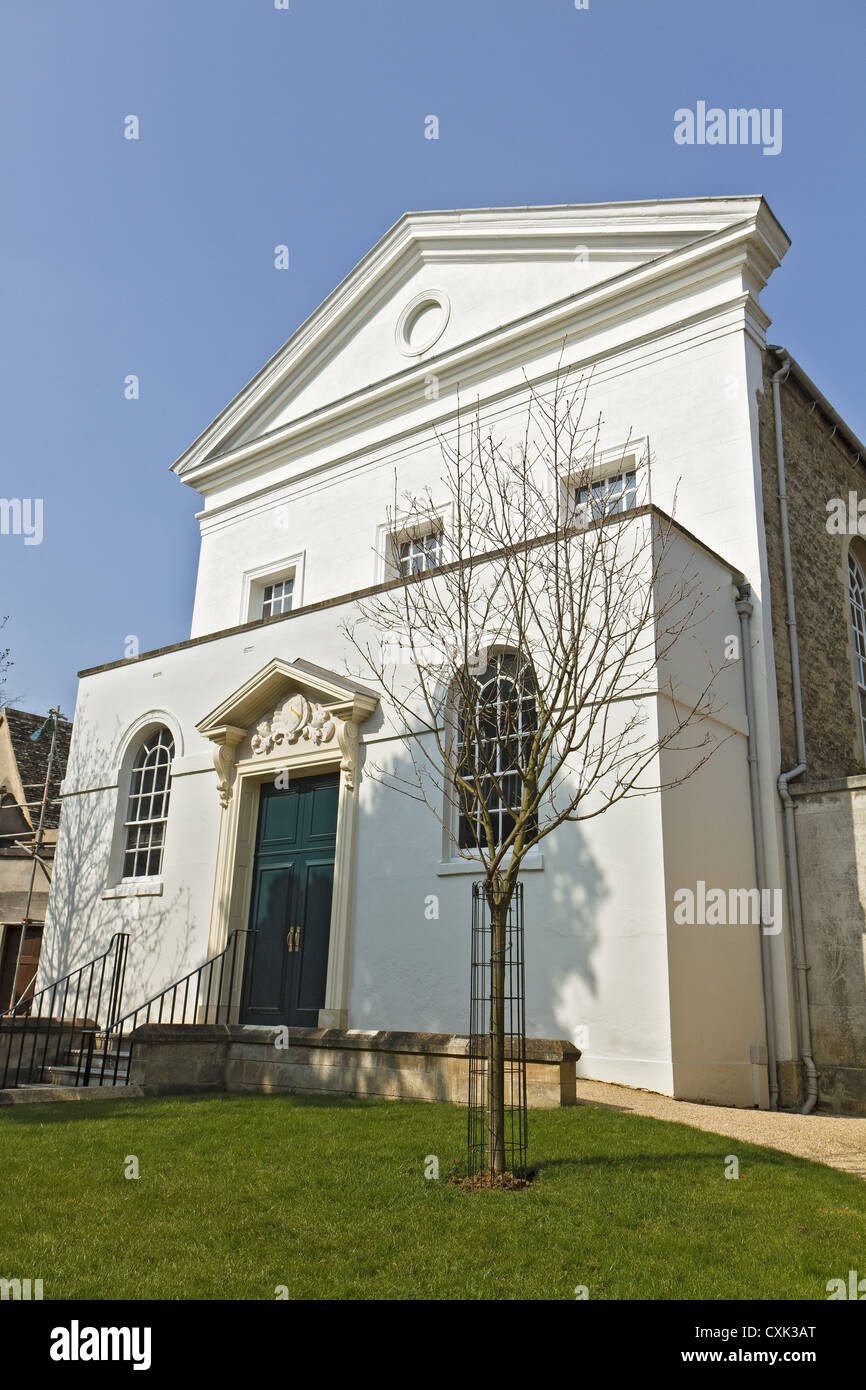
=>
[1,708,72,832]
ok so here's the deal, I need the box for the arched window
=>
[122,727,175,878]
[849,550,866,759]
[456,652,537,851]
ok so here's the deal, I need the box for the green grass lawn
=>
[0,1092,863,1300]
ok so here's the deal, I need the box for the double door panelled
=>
[241,771,339,1028]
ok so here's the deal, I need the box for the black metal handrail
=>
[0,933,129,1090]
[94,929,254,1087]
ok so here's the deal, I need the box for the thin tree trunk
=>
[488,904,507,1175]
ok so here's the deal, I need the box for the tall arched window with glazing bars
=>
[123,727,175,878]
[456,651,537,851]
[849,550,866,760]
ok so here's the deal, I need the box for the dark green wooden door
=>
[241,771,339,1028]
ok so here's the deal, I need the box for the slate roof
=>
[2,708,72,831]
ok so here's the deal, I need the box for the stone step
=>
[0,1083,145,1105]
[66,1049,130,1063]
[42,1063,130,1086]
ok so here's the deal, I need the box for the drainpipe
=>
[736,584,778,1108]
[771,355,819,1114]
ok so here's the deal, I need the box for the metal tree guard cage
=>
[468,880,528,1178]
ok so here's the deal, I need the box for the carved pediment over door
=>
[196,657,378,806]
[249,693,336,756]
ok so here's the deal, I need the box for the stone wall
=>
[789,778,866,1114]
[758,359,866,779]
[128,1024,580,1109]
[759,358,866,1112]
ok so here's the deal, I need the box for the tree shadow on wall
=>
[346,736,606,1052]
[36,713,201,1013]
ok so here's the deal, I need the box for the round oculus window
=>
[395,291,450,357]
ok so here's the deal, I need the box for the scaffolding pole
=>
[6,707,63,1011]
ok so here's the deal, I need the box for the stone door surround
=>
[197,658,379,1029]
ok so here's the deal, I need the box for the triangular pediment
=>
[172,197,789,490]
[197,658,378,739]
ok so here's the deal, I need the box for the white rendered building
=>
[41,197,866,1111]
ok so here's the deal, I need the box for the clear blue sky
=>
[1,0,863,718]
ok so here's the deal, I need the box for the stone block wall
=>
[789,778,866,1114]
[759,356,866,1112]
[758,359,866,779]
[128,1024,580,1108]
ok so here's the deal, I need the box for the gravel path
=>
[574,1079,866,1178]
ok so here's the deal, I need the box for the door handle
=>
[286,927,302,952]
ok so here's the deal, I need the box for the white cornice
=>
[171,197,788,488]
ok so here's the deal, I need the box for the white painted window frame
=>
[120,727,175,881]
[374,501,453,584]
[103,712,182,898]
[560,436,650,523]
[240,552,305,625]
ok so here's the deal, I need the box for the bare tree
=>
[344,368,728,1176]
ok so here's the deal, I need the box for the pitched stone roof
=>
[2,709,72,831]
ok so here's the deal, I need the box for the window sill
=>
[436,853,544,876]
[102,878,164,900]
